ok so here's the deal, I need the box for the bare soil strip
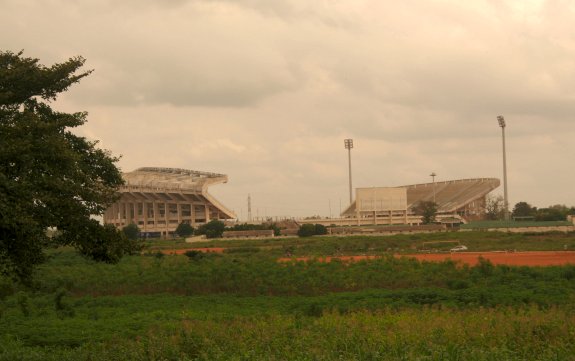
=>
[278,251,575,266]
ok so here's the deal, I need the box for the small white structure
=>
[353,187,408,225]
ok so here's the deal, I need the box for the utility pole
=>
[344,139,354,205]
[497,115,510,221]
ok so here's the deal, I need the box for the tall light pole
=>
[497,115,510,221]
[344,139,354,205]
[430,172,437,203]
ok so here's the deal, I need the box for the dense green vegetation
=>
[2,231,575,360]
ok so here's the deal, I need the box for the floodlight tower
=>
[430,172,437,203]
[344,139,354,205]
[497,115,510,221]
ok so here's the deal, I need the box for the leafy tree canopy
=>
[297,224,317,237]
[484,195,505,221]
[0,50,139,283]
[512,201,536,219]
[122,223,140,240]
[535,204,570,222]
[412,201,438,224]
[175,222,194,237]
[196,220,225,239]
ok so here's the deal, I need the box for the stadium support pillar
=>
[153,202,159,231]
[164,202,169,237]
[143,202,148,232]
[177,203,182,225]
[190,203,195,227]
[205,205,210,223]
[123,203,129,226]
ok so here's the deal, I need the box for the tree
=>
[175,222,194,237]
[413,201,438,224]
[512,202,536,219]
[122,223,140,240]
[484,195,504,221]
[297,224,317,237]
[0,50,139,283]
[196,219,225,239]
[314,224,327,235]
[535,204,569,221]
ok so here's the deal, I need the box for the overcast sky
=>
[2,0,574,219]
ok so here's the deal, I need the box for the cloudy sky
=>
[2,0,574,219]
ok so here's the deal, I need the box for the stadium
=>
[103,167,235,237]
[337,178,501,225]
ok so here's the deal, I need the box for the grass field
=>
[2,231,575,360]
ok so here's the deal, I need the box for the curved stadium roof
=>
[342,178,500,216]
[121,167,228,193]
[119,167,235,219]
[404,178,500,213]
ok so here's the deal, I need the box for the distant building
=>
[103,167,235,237]
[340,178,500,224]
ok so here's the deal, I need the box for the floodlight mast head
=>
[344,139,354,149]
[497,115,506,128]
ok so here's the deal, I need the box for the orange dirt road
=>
[279,251,575,266]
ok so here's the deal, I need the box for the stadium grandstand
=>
[103,167,235,237]
[338,178,500,225]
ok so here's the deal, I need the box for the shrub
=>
[298,224,327,237]
[314,224,327,235]
[184,250,204,261]
[122,223,140,240]
[196,220,225,239]
[175,222,194,237]
[298,224,316,237]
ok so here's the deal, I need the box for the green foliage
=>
[413,200,438,224]
[122,223,139,240]
[16,291,29,317]
[314,223,327,235]
[0,50,138,283]
[535,204,571,221]
[512,201,536,218]
[196,220,225,238]
[297,224,316,237]
[297,223,327,237]
[183,250,204,261]
[1,232,575,359]
[175,222,194,237]
[53,288,74,319]
[485,195,505,220]
[226,222,280,236]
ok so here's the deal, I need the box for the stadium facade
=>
[103,167,235,236]
[339,178,500,225]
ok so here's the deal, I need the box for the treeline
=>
[512,202,575,221]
